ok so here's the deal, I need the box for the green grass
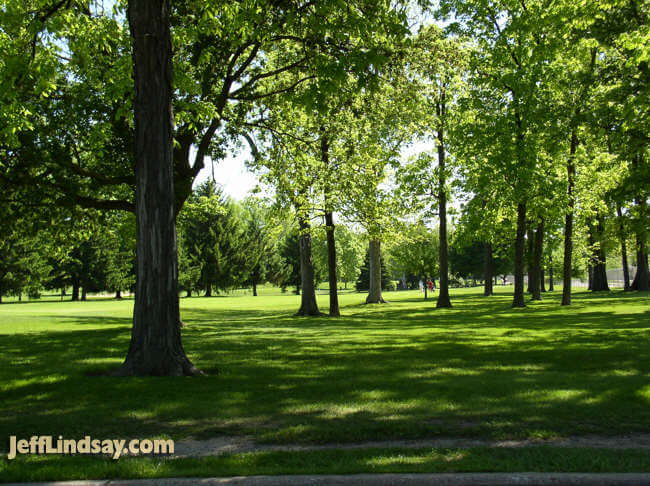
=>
[1,447,649,482]
[0,287,649,480]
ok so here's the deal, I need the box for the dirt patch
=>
[172,434,650,457]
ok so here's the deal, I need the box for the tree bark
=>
[512,202,527,308]
[252,281,258,297]
[117,0,200,376]
[561,130,578,306]
[591,215,610,291]
[71,282,80,301]
[325,211,340,316]
[81,287,87,301]
[205,284,212,297]
[424,277,428,300]
[321,134,340,316]
[630,190,649,291]
[366,239,386,304]
[531,218,544,300]
[631,235,650,291]
[483,242,493,296]
[436,121,451,308]
[115,290,122,299]
[296,218,321,315]
[616,204,631,290]
[526,223,534,294]
[549,256,554,291]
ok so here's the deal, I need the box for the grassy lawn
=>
[0,287,649,479]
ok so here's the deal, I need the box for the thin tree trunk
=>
[513,202,527,308]
[549,256,554,291]
[205,284,212,297]
[252,281,257,296]
[325,211,340,316]
[117,0,200,376]
[366,239,386,304]
[436,117,451,308]
[320,132,340,316]
[531,218,544,300]
[296,218,321,315]
[616,204,631,290]
[630,178,649,290]
[186,289,191,298]
[81,287,87,301]
[540,266,546,292]
[484,242,493,296]
[562,130,578,306]
[424,276,428,300]
[591,214,610,291]
[72,282,80,301]
[526,223,534,294]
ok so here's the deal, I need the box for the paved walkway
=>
[6,473,650,486]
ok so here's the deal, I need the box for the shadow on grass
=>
[0,289,648,444]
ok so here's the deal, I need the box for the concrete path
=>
[6,473,650,486]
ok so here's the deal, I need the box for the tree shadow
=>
[0,290,648,445]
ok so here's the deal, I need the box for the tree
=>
[388,222,439,299]
[356,248,391,293]
[240,197,283,296]
[117,0,199,376]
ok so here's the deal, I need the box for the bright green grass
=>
[0,288,649,480]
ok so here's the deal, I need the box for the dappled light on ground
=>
[0,288,648,445]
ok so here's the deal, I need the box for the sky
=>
[192,140,438,202]
[193,151,259,201]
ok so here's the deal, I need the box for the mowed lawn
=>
[1,287,649,447]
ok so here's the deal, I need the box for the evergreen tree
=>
[356,248,390,292]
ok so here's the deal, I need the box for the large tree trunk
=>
[115,290,122,299]
[81,287,87,301]
[512,202,527,308]
[616,204,631,290]
[325,211,340,316]
[561,131,578,306]
[366,239,386,304]
[296,219,321,315]
[204,284,212,297]
[483,242,493,296]
[436,121,451,308]
[531,218,544,300]
[117,0,200,376]
[631,237,650,291]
